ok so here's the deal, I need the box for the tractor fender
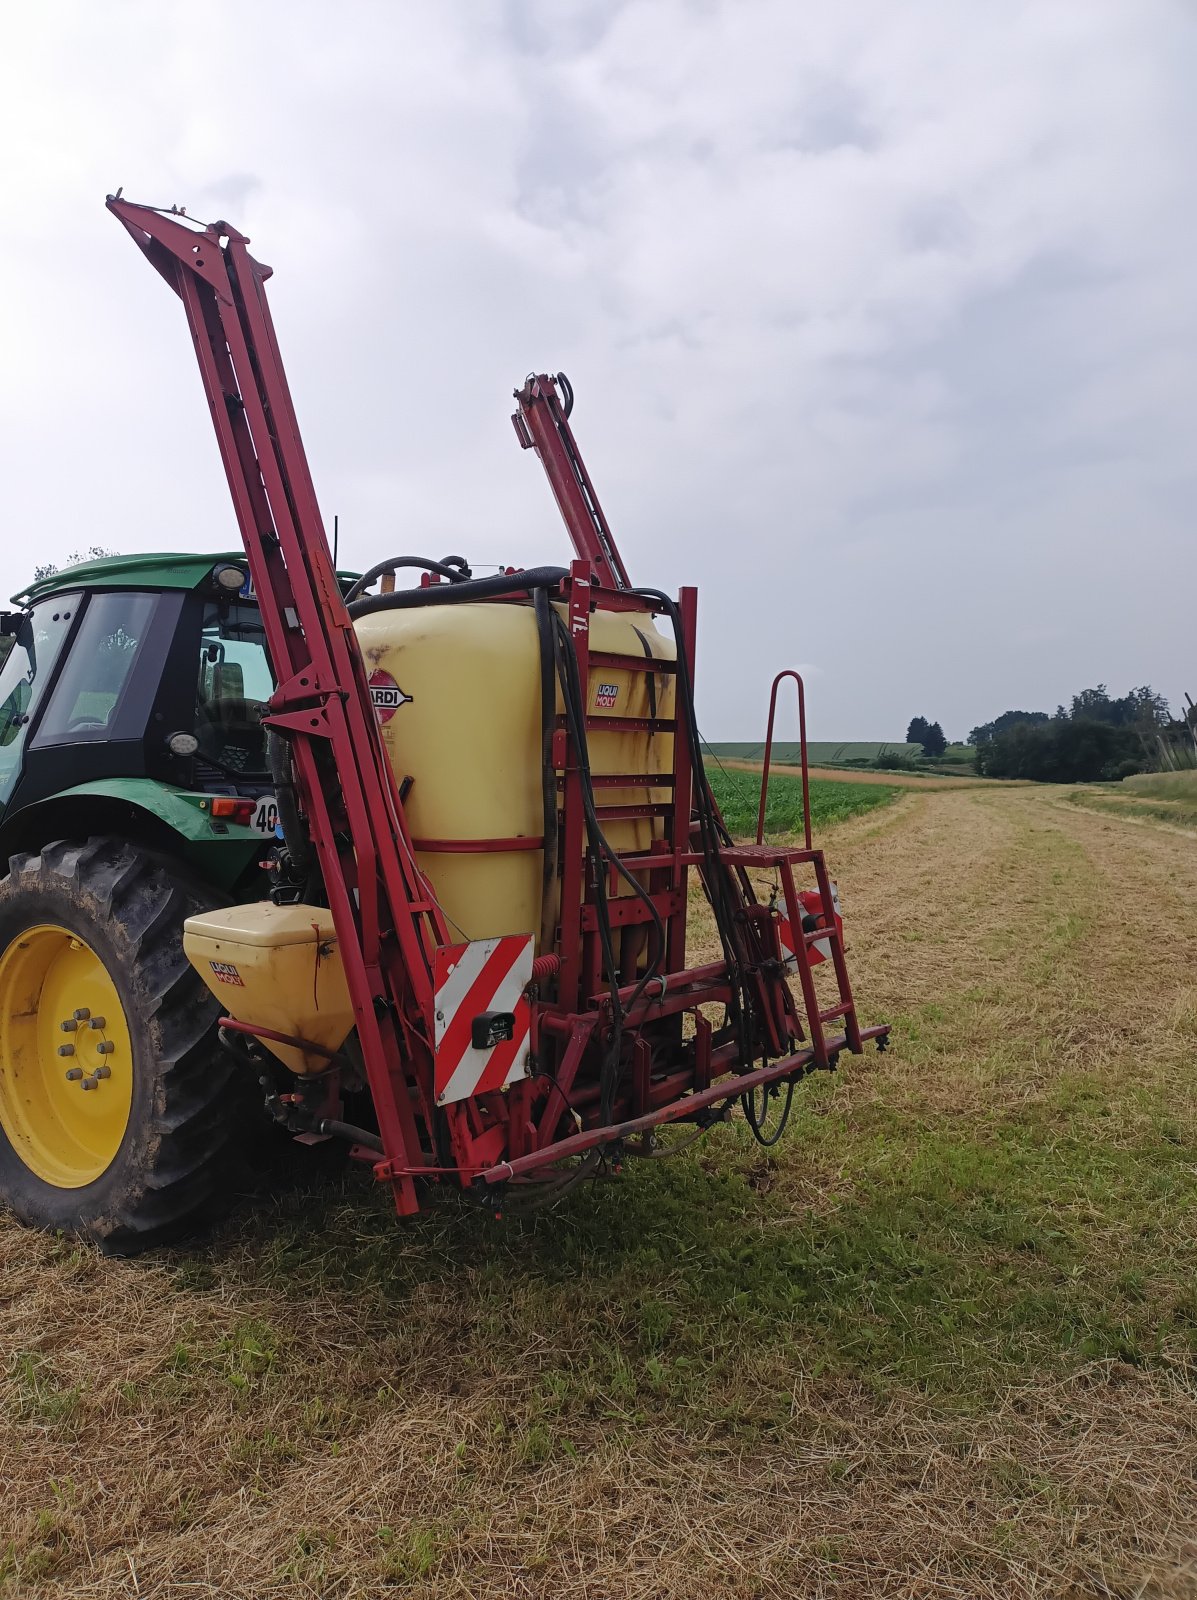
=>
[0,779,263,892]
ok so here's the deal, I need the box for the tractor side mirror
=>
[0,611,28,637]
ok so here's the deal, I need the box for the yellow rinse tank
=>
[183,904,354,1075]
[353,599,675,952]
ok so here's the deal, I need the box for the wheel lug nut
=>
[81,1077,98,1091]
[64,1067,84,1081]
[88,1016,106,1030]
[57,1043,75,1057]
[96,1040,115,1055]
[59,1019,76,1033]
[93,1065,111,1080]
[73,1008,91,1021]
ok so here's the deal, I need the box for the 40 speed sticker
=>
[368,668,413,725]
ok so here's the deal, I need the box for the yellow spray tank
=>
[184,596,675,1075]
[354,599,675,951]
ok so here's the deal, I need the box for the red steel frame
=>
[110,201,886,1212]
[757,670,812,850]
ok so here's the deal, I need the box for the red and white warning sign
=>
[777,884,842,970]
[432,934,534,1105]
[368,668,412,725]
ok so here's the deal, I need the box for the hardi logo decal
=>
[368,668,413,724]
[594,682,619,709]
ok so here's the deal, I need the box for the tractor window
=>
[195,603,273,777]
[0,599,76,805]
[36,591,156,743]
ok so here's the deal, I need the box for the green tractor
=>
[0,551,283,1251]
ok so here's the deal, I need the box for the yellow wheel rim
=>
[0,924,134,1188]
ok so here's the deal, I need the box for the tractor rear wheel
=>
[0,838,255,1253]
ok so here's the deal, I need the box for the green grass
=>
[706,764,899,837]
[1069,768,1197,830]
[707,740,921,765]
[1122,770,1197,802]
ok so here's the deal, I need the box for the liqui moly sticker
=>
[368,668,412,724]
[209,960,245,987]
[595,682,619,709]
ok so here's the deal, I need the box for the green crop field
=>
[706,763,899,835]
[706,740,922,766]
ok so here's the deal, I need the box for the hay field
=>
[4,785,1197,1598]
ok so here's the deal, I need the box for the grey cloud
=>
[1,0,1193,741]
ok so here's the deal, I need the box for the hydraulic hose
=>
[342,556,469,605]
[534,586,560,958]
[318,1118,384,1153]
[346,566,568,620]
[550,610,666,1129]
[266,728,311,874]
[633,586,760,1109]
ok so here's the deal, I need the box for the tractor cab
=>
[0,553,280,876]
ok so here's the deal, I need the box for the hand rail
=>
[756,670,811,850]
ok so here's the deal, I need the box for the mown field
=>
[3,783,1197,1597]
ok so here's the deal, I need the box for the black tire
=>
[0,837,258,1254]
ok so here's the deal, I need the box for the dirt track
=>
[2,785,1196,1599]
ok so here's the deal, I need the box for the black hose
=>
[550,611,666,1128]
[438,554,473,580]
[741,1077,797,1147]
[534,586,559,958]
[343,556,468,605]
[266,729,311,873]
[347,566,568,619]
[633,587,755,1071]
[318,1118,384,1153]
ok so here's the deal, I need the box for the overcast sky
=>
[1,1,1193,740]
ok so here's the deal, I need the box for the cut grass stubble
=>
[3,783,1197,1596]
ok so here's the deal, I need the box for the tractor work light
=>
[212,563,247,591]
[168,731,200,756]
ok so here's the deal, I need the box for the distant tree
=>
[1068,684,1170,728]
[969,709,1050,746]
[904,716,947,758]
[31,545,119,582]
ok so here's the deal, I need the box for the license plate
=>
[251,795,279,836]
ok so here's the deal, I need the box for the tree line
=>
[968,685,1176,782]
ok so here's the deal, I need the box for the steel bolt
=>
[57,1043,75,1057]
[88,1016,106,1030]
[81,1077,98,1091]
[96,1040,115,1055]
[64,1067,84,1082]
[93,1065,111,1080]
[73,1008,91,1021]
